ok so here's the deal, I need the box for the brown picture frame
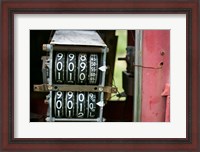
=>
[1,0,199,151]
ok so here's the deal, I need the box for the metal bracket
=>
[34,84,117,93]
[41,56,50,84]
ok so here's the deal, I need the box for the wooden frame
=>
[1,0,199,151]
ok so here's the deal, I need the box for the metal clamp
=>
[34,84,117,93]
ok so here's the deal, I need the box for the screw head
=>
[42,44,47,51]
[48,85,53,90]
[44,99,49,104]
[160,51,165,56]
[99,87,103,91]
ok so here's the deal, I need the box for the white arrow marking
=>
[98,66,107,72]
[96,101,105,107]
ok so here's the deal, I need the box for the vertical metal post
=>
[43,44,53,122]
[133,30,143,122]
[98,47,107,122]
[49,47,53,122]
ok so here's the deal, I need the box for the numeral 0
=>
[89,103,94,109]
[78,93,85,102]
[56,61,63,71]
[56,100,62,109]
[68,62,74,72]
[67,100,73,109]
[79,73,86,81]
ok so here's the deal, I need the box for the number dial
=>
[54,91,65,118]
[54,53,65,83]
[66,53,76,84]
[77,53,87,84]
[88,54,98,84]
[87,93,97,118]
[65,92,75,118]
[76,92,86,118]
[53,52,99,120]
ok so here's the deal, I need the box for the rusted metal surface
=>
[52,45,104,53]
[50,30,106,47]
[41,56,49,84]
[141,30,170,122]
[165,96,170,122]
[161,83,170,122]
[98,31,118,101]
[33,84,117,93]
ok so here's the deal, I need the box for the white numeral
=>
[57,53,63,60]
[67,100,73,109]
[80,54,86,61]
[89,103,94,109]
[56,91,62,99]
[69,53,74,61]
[68,62,74,71]
[80,62,86,71]
[91,62,96,66]
[56,61,63,71]
[89,93,93,99]
[56,100,62,109]
[69,73,72,80]
[78,113,84,117]
[67,92,73,99]
[78,93,84,102]
[79,73,85,81]
[80,103,83,111]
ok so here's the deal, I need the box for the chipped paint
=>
[141,30,170,122]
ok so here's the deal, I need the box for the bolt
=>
[99,87,103,92]
[160,51,165,56]
[42,44,47,51]
[43,44,53,52]
[44,99,49,104]
[45,117,50,122]
[160,62,164,66]
[48,85,53,90]
[113,88,118,93]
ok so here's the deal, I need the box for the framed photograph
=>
[1,0,199,151]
